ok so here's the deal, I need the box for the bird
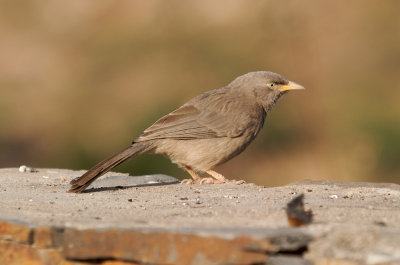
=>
[68,71,304,193]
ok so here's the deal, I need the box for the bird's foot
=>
[180,177,245,185]
[181,167,246,185]
[180,178,194,184]
[205,170,245,185]
[180,177,224,184]
[200,177,245,184]
[199,177,223,184]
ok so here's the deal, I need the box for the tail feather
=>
[69,143,149,193]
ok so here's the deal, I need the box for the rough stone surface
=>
[0,168,400,264]
[0,240,63,265]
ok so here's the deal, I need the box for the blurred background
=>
[1,1,399,186]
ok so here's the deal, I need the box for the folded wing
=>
[135,90,254,142]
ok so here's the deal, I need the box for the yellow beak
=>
[279,81,305,92]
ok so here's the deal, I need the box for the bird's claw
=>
[181,177,245,185]
[199,177,221,184]
[181,177,222,184]
[180,179,194,184]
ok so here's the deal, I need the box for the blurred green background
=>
[1,1,399,186]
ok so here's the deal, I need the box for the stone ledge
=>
[0,168,400,264]
[0,219,312,265]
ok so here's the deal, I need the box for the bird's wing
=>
[135,91,254,141]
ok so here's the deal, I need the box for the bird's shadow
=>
[78,174,180,193]
[81,181,180,193]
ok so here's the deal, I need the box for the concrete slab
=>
[1,168,400,264]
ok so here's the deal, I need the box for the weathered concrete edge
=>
[0,218,315,264]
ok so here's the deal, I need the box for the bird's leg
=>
[181,167,218,184]
[181,166,202,184]
[205,170,228,183]
[181,167,246,185]
[206,170,246,185]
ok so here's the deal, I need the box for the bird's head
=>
[230,71,305,111]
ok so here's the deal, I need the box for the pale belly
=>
[152,133,256,171]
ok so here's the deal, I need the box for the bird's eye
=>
[268,83,275,88]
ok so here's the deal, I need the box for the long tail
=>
[68,142,150,193]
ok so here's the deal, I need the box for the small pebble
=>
[329,195,339,199]
[19,165,37,173]
[19,165,27,172]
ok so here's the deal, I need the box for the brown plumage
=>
[69,71,304,193]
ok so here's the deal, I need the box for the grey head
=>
[227,71,305,112]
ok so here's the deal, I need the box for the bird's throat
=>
[262,91,286,114]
